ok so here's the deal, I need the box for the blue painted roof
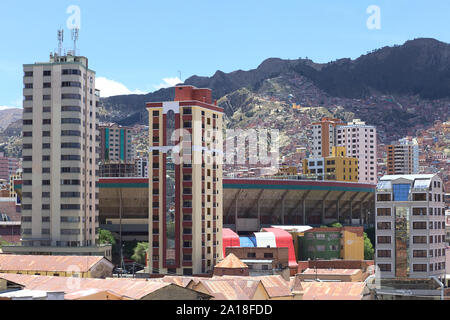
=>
[239,237,256,247]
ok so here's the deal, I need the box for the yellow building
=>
[278,166,298,176]
[8,171,22,200]
[340,227,365,261]
[302,147,358,182]
[326,147,359,182]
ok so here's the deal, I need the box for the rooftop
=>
[0,255,111,273]
[215,254,248,269]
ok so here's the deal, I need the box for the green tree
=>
[330,222,343,228]
[363,232,374,260]
[0,240,12,248]
[132,242,149,265]
[99,229,116,246]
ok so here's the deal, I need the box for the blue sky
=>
[1,0,449,107]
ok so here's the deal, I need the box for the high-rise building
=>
[4,53,111,259]
[386,137,419,175]
[311,118,377,183]
[146,85,224,275]
[335,119,377,183]
[375,174,446,280]
[99,124,135,163]
[310,118,344,158]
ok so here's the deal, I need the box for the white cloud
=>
[96,77,146,98]
[0,105,21,111]
[154,77,182,90]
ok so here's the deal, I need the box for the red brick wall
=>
[297,260,375,273]
[213,267,249,276]
[175,86,212,104]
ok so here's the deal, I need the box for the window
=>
[247,252,256,258]
[377,250,391,258]
[61,143,81,149]
[393,184,410,201]
[413,236,427,244]
[413,250,427,258]
[61,118,81,124]
[377,208,391,216]
[264,253,274,258]
[62,106,81,112]
[412,208,427,216]
[61,204,81,210]
[377,222,391,230]
[61,94,81,100]
[377,236,391,244]
[62,81,81,87]
[413,222,427,230]
[62,69,81,75]
[413,264,427,272]
[61,130,81,136]
[61,155,81,161]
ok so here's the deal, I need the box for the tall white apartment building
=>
[3,53,111,259]
[375,174,446,280]
[335,119,377,183]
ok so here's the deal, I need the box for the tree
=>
[364,232,374,260]
[0,239,12,248]
[99,229,116,246]
[132,242,149,265]
[330,222,343,228]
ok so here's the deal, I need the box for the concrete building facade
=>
[335,119,377,184]
[146,85,224,275]
[99,124,135,163]
[303,146,359,182]
[11,53,108,258]
[310,118,377,183]
[387,137,420,175]
[375,174,446,280]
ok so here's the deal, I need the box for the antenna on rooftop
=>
[57,28,64,56]
[71,27,79,55]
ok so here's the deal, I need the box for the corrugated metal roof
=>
[0,255,112,273]
[221,275,292,298]
[197,279,251,300]
[0,273,176,300]
[64,289,125,300]
[215,254,248,269]
[301,282,367,300]
[302,268,361,275]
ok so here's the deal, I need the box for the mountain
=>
[0,108,22,131]
[96,38,450,147]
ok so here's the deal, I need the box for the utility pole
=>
[119,188,125,276]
